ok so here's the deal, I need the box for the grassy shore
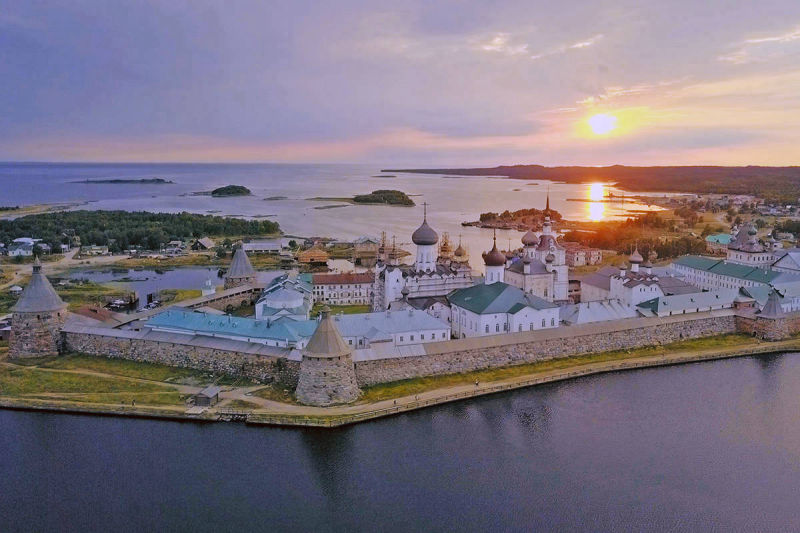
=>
[1,332,797,428]
[358,334,760,402]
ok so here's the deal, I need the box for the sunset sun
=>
[588,113,618,135]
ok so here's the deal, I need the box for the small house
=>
[193,386,221,407]
[191,237,215,251]
[297,246,329,265]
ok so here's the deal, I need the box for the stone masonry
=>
[56,308,797,393]
[10,311,66,358]
[62,328,299,387]
[354,312,739,386]
[295,308,361,405]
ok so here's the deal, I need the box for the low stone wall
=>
[355,312,739,386]
[62,328,299,387]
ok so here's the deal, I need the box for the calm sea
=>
[2,353,800,532]
[0,162,663,267]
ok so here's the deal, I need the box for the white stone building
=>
[312,272,373,305]
[504,208,569,302]
[372,206,474,312]
[255,272,313,321]
[582,250,699,306]
[448,240,560,339]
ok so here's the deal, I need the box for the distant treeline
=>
[564,212,707,259]
[384,165,800,203]
[0,210,280,252]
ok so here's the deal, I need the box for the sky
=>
[1,0,800,166]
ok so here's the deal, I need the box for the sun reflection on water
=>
[588,183,605,221]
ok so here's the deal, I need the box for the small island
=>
[73,178,174,184]
[462,207,562,230]
[353,190,415,205]
[211,185,251,197]
[307,189,415,206]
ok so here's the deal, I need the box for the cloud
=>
[569,34,604,49]
[575,79,685,106]
[530,33,604,60]
[478,33,529,55]
[719,24,800,64]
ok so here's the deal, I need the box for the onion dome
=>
[12,258,67,313]
[401,286,410,297]
[545,253,555,264]
[454,244,466,257]
[482,238,506,267]
[629,247,643,264]
[521,230,538,246]
[642,259,653,269]
[523,256,531,264]
[411,218,438,245]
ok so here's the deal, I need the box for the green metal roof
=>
[673,255,720,270]
[448,282,557,315]
[705,233,732,244]
[674,255,783,283]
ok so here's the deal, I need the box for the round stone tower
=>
[224,247,257,289]
[295,307,361,406]
[9,258,68,358]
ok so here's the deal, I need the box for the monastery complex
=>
[7,203,800,407]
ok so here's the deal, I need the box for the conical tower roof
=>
[759,288,785,318]
[305,307,351,358]
[227,247,255,278]
[12,258,67,313]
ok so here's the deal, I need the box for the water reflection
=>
[587,182,605,221]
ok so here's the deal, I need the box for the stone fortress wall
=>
[62,309,762,388]
[354,310,739,386]
[62,326,300,387]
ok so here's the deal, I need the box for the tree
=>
[216,248,227,259]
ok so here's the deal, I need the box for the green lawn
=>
[159,288,203,304]
[359,334,759,403]
[251,384,298,404]
[225,398,260,410]
[0,365,171,396]
[311,303,370,317]
[39,354,212,383]
[21,391,185,407]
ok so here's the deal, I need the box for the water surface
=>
[2,353,800,532]
[0,163,666,267]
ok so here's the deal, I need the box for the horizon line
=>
[1,160,800,169]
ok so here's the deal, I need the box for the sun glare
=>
[589,182,605,201]
[587,183,605,221]
[588,113,617,135]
